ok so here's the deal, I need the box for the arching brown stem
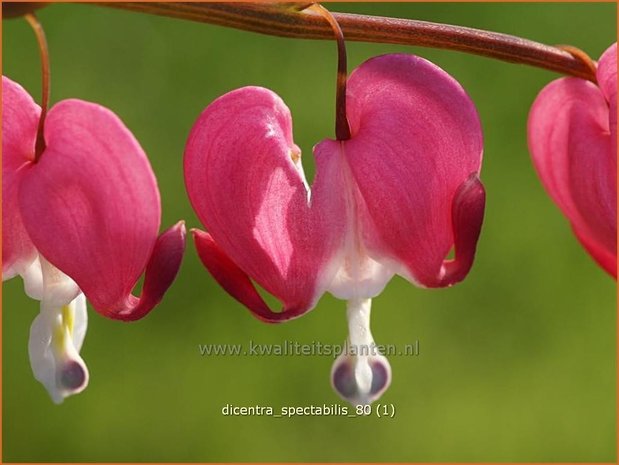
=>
[95,2,598,82]
[308,3,350,141]
[24,12,50,161]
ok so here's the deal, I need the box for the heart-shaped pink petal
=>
[185,87,347,320]
[19,99,186,319]
[318,54,485,290]
[2,76,39,278]
[528,43,617,277]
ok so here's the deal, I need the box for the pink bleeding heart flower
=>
[3,76,186,403]
[528,43,617,277]
[185,53,485,405]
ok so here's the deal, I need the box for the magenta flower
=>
[185,54,485,405]
[528,43,617,277]
[3,76,186,402]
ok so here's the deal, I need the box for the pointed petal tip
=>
[158,220,188,252]
[102,223,187,322]
[192,230,272,320]
[168,219,188,246]
[420,173,486,288]
[190,227,203,238]
[442,173,486,286]
[457,173,486,210]
[192,230,310,323]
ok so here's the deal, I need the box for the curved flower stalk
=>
[3,76,186,402]
[185,54,485,405]
[528,43,617,277]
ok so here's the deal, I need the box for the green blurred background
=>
[3,2,616,462]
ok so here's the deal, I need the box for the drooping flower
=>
[528,43,617,277]
[185,53,485,405]
[3,76,186,402]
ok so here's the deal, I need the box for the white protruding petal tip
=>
[331,298,392,405]
[28,293,89,403]
[331,352,392,406]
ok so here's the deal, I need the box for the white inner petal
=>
[19,255,89,404]
[325,144,395,300]
[19,255,44,300]
[29,293,89,404]
[39,255,80,307]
